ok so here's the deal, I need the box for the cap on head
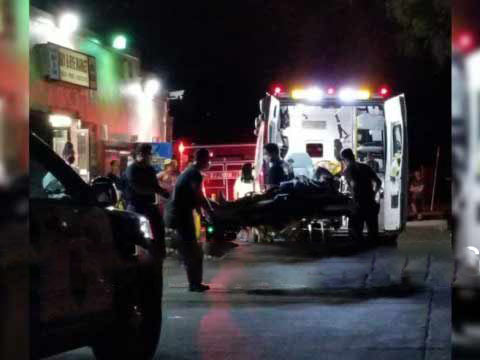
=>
[136,143,152,157]
[340,148,355,162]
[195,148,210,163]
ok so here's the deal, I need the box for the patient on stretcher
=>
[210,167,353,229]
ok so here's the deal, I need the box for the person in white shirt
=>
[234,163,257,242]
[234,163,256,200]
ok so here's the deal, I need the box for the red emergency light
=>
[327,87,335,95]
[455,32,475,53]
[271,84,284,95]
[179,142,185,154]
[378,86,390,98]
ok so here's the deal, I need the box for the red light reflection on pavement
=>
[197,245,257,360]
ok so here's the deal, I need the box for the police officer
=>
[341,148,382,246]
[124,144,170,257]
[263,143,289,190]
[164,148,212,292]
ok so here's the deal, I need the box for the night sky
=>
[33,0,451,172]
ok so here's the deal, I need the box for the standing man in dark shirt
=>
[341,148,382,246]
[264,143,289,190]
[106,159,123,190]
[125,144,170,257]
[164,148,213,292]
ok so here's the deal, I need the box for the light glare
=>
[305,87,324,101]
[292,89,306,99]
[113,35,127,50]
[339,87,356,102]
[49,114,73,128]
[145,79,161,98]
[58,12,80,34]
[467,246,480,255]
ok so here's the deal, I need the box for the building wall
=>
[0,0,29,182]
[29,7,168,177]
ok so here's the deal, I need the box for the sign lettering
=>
[45,44,97,89]
[204,171,241,181]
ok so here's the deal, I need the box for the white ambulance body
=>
[253,86,408,238]
[454,49,480,264]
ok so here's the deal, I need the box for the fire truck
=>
[175,142,256,241]
[253,84,408,240]
[177,142,256,201]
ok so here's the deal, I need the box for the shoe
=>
[189,283,210,292]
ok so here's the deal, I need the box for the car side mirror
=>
[91,179,117,207]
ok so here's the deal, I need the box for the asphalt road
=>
[45,220,453,360]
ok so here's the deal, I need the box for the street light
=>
[58,12,80,34]
[113,35,127,50]
[145,78,161,98]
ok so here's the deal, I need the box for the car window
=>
[30,158,71,200]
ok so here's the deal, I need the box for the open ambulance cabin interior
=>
[272,100,387,177]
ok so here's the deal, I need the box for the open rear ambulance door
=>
[383,94,408,232]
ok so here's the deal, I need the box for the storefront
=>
[30,7,170,182]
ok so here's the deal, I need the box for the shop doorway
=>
[75,128,90,183]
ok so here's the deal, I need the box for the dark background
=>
[33,0,451,176]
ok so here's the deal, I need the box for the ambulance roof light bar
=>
[269,84,391,101]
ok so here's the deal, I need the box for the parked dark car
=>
[30,133,163,360]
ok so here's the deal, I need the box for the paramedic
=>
[341,148,382,245]
[124,144,170,257]
[164,148,212,292]
[264,143,289,190]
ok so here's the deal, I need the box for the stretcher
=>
[209,176,356,231]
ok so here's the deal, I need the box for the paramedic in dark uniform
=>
[124,143,170,257]
[164,148,212,292]
[341,148,382,246]
[263,143,289,190]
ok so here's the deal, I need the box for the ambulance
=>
[253,84,408,240]
[452,47,480,332]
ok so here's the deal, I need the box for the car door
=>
[383,94,408,232]
[30,139,115,341]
